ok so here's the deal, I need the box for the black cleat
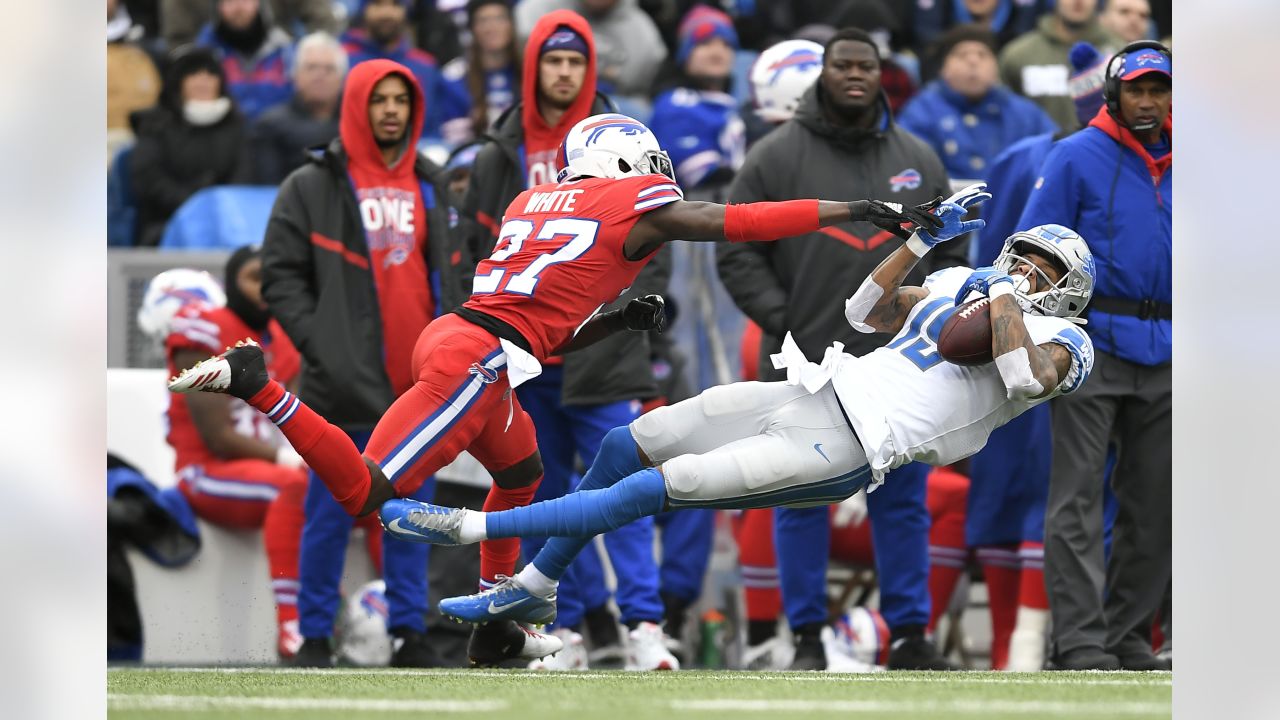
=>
[1049,646,1121,671]
[789,624,827,671]
[292,637,334,668]
[466,620,564,667]
[1113,650,1170,671]
[390,630,447,668]
[888,634,961,671]
[168,339,270,401]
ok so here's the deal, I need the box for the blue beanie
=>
[541,26,589,58]
[676,6,739,67]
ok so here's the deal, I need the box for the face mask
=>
[183,97,232,126]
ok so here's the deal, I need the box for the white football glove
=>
[832,489,868,528]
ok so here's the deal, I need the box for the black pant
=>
[1045,350,1172,658]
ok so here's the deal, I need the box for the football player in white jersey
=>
[378,184,1098,629]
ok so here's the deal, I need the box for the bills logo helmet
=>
[558,113,675,182]
[750,40,824,123]
[137,268,227,342]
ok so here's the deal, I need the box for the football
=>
[937,297,994,366]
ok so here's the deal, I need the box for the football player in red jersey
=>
[170,113,942,663]
[152,247,383,660]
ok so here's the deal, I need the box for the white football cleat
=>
[625,621,680,671]
[167,339,268,400]
[528,629,589,671]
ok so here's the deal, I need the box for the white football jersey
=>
[830,267,1094,484]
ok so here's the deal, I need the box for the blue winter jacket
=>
[974,132,1056,265]
[1018,108,1172,366]
[898,81,1056,180]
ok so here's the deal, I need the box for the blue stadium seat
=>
[108,144,137,247]
[158,186,279,251]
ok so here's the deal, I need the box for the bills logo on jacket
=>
[358,187,417,267]
[889,168,922,192]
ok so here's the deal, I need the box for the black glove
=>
[622,294,666,332]
[847,198,945,240]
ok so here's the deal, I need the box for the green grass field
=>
[108,667,1171,720]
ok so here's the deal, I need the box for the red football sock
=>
[479,478,542,586]
[978,545,1021,670]
[249,381,371,516]
[262,470,306,626]
[926,467,969,633]
[1016,541,1048,610]
[736,509,782,621]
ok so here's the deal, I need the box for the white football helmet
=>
[136,268,227,342]
[336,580,392,667]
[821,606,890,672]
[557,113,674,182]
[750,39,824,123]
[994,224,1096,322]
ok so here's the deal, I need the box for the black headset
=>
[1103,40,1172,125]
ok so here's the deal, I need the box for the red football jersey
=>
[461,173,683,358]
[165,303,301,470]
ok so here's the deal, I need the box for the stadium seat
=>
[158,186,279,251]
[107,144,137,247]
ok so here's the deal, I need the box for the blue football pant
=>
[298,429,436,638]
[654,508,715,603]
[774,461,931,632]
[517,367,664,627]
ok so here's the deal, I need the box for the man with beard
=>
[194,0,296,120]
[998,0,1119,131]
[717,27,964,671]
[342,0,444,137]
[254,60,494,667]
[462,11,679,671]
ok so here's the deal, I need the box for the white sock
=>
[458,509,488,544]
[515,563,558,598]
[1005,606,1050,671]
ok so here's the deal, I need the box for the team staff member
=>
[1020,41,1172,672]
[261,59,471,667]
[717,27,965,671]
[461,10,677,669]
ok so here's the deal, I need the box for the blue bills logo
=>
[889,168,921,192]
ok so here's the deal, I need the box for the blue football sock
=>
[531,426,646,580]
[487,467,667,543]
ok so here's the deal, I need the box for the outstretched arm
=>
[623,197,943,260]
[844,185,991,335]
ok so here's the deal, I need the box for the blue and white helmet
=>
[136,268,227,342]
[994,224,1096,321]
[557,113,674,182]
[750,39,824,123]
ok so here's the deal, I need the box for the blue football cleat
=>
[440,575,558,626]
[380,499,465,545]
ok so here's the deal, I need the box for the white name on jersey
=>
[523,189,584,214]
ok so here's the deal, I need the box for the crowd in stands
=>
[108,0,1172,673]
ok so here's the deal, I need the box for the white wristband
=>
[276,446,305,469]
[904,232,932,258]
[989,282,1015,299]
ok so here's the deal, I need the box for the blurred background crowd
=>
[106,0,1172,675]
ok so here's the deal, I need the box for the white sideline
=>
[112,666,1172,686]
[673,699,1171,715]
[106,694,505,713]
